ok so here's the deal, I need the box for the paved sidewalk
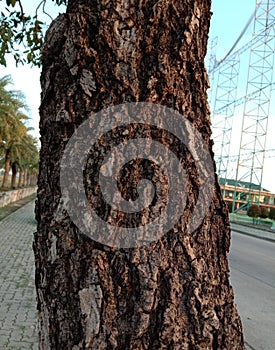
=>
[0,201,38,349]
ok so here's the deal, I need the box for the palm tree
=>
[0,76,31,189]
[3,128,39,189]
[1,113,29,189]
[11,123,35,189]
[17,133,39,188]
[0,76,27,145]
[0,76,13,149]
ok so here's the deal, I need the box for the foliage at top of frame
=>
[0,0,67,66]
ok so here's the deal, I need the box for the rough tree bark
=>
[34,0,244,349]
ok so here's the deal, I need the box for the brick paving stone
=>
[0,201,38,349]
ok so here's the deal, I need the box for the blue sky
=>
[209,0,255,60]
[0,0,274,191]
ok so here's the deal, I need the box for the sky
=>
[0,0,274,192]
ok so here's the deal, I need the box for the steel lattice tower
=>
[232,0,275,212]
[206,36,218,109]
[212,53,240,181]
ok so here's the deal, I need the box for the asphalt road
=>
[229,230,275,350]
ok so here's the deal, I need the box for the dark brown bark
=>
[1,149,11,190]
[11,162,17,189]
[35,1,244,349]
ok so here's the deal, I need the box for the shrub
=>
[269,207,275,221]
[259,207,269,219]
[247,205,261,224]
[247,204,261,217]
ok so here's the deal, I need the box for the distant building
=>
[219,178,275,212]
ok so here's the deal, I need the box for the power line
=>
[209,1,272,74]
[218,8,256,67]
[217,149,275,162]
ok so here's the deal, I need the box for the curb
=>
[231,227,275,244]
[0,194,36,221]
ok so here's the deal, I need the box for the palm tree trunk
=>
[27,170,31,186]
[11,162,18,189]
[23,167,28,187]
[29,174,33,186]
[1,149,11,190]
[18,167,23,187]
[31,173,38,186]
[34,1,244,348]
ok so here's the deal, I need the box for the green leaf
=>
[1,0,66,66]
[6,0,17,7]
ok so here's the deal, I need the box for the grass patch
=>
[230,212,274,229]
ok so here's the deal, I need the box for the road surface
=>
[229,229,275,350]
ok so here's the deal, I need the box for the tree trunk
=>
[23,167,28,187]
[27,170,31,186]
[29,173,33,186]
[30,173,37,186]
[18,167,23,187]
[1,149,10,190]
[34,1,244,349]
[11,162,17,189]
